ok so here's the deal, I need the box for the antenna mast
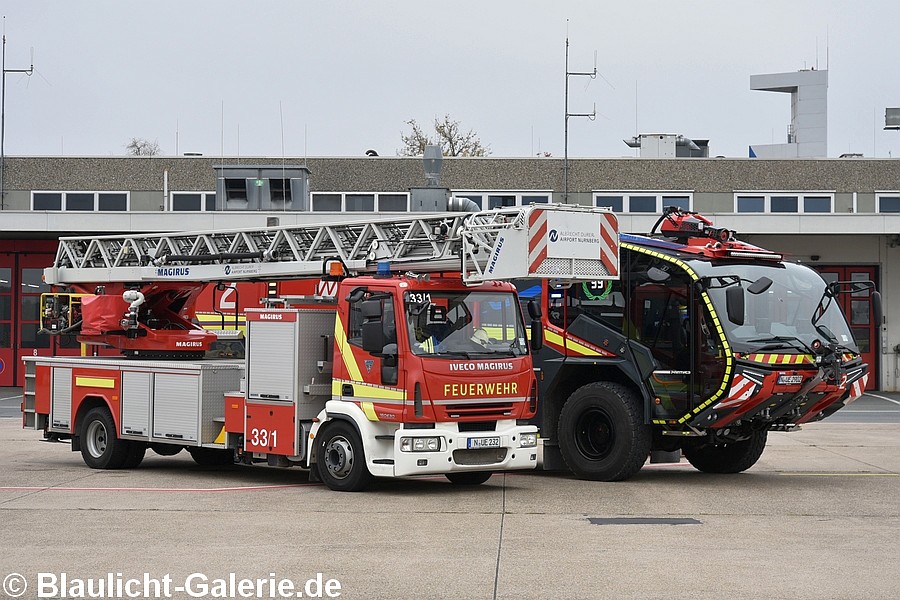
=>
[564,29,596,203]
[1,18,35,209]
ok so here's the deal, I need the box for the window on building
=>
[732,192,834,213]
[488,195,517,209]
[451,191,551,209]
[310,192,411,212]
[345,194,375,212]
[770,195,799,213]
[311,193,342,212]
[32,191,130,211]
[877,194,900,213]
[171,192,216,211]
[270,179,292,204]
[803,196,832,213]
[224,178,248,203]
[98,193,128,211]
[66,193,95,211]
[662,195,691,211]
[595,195,624,212]
[32,192,62,210]
[378,194,408,211]
[173,194,202,211]
[736,195,765,213]
[594,192,693,213]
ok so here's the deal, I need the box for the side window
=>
[627,254,692,369]
[348,301,364,346]
[568,280,625,331]
[346,294,395,347]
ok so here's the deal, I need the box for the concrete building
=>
[750,69,828,158]
[1,154,898,391]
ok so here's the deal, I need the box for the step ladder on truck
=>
[23,204,620,491]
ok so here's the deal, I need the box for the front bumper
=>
[390,420,539,477]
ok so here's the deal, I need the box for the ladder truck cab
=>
[526,207,879,481]
[22,204,619,491]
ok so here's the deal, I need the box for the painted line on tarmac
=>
[864,393,900,407]
[0,483,321,493]
[0,394,22,401]
[784,473,900,477]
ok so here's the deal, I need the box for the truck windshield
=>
[700,262,858,353]
[405,291,528,357]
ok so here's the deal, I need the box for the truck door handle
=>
[342,384,354,396]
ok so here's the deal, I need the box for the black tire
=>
[446,471,493,486]
[315,421,374,492]
[683,430,768,474]
[557,382,651,481]
[122,443,147,469]
[79,407,130,469]
[187,446,234,466]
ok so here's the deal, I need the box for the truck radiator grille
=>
[453,448,508,466]
[445,403,514,419]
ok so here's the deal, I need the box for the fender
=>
[307,400,398,478]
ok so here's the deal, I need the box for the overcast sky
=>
[3,1,900,159]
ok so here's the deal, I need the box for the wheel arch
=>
[540,362,647,442]
[72,395,116,452]
[309,401,393,477]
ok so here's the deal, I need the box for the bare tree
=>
[126,137,162,156]
[399,114,490,157]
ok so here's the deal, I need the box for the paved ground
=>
[1,388,899,599]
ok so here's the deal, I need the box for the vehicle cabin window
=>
[347,294,396,348]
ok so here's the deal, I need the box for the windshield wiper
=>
[745,335,812,353]
[434,350,476,359]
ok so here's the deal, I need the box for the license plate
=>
[778,374,803,385]
[467,436,501,449]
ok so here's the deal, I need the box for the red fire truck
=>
[22,205,619,491]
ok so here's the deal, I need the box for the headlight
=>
[518,433,537,448]
[400,436,441,452]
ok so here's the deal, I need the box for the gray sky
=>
[4,0,900,159]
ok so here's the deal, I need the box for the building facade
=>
[1,155,898,390]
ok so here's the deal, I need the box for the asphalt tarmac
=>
[0,388,898,599]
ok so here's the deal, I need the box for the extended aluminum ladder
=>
[45,204,619,286]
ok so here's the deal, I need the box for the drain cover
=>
[588,517,702,526]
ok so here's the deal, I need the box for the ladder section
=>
[45,213,471,285]
[44,205,619,285]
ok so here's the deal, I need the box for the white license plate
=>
[778,374,804,385]
[467,436,501,449]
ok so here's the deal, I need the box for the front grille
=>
[453,448,508,466]
[446,403,514,419]
[458,421,497,433]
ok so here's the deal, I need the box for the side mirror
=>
[873,290,883,327]
[725,285,745,326]
[380,343,398,385]
[360,299,385,353]
[361,320,384,353]
[747,276,773,295]
[527,299,542,320]
[530,319,543,351]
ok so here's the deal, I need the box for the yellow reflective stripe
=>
[332,379,406,401]
[564,337,601,356]
[622,244,734,425]
[333,315,363,381]
[544,328,565,347]
[75,376,115,389]
[361,402,379,421]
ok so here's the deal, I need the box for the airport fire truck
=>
[523,207,877,481]
[22,204,619,491]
